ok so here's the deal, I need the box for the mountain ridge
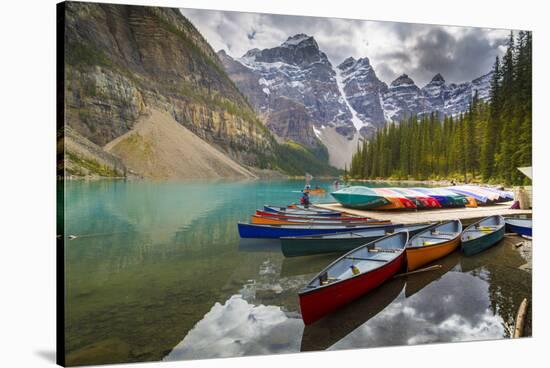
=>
[218,33,492,168]
[62,3,339,178]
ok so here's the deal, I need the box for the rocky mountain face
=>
[63,2,277,176]
[217,48,320,149]
[220,34,356,144]
[417,72,493,119]
[379,71,492,123]
[381,73,430,123]
[336,57,388,136]
[219,33,492,168]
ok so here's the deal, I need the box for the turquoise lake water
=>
[61,180,532,366]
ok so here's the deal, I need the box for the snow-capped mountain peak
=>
[430,73,446,84]
[281,33,317,48]
[336,56,387,135]
[391,74,417,87]
[382,74,427,122]
[218,35,494,168]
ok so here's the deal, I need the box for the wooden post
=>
[513,298,528,338]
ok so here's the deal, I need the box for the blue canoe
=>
[505,218,532,237]
[412,188,468,207]
[481,187,514,202]
[237,222,397,239]
[445,187,490,204]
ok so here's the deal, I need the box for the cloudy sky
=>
[180,8,512,86]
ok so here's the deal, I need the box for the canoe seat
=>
[340,257,390,277]
[420,235,455,240]
[464,229,493,233]
[367,247,401,253]
[431,231,458,236]
[345,256,387,262]
[320,277,339,285]
[414,236,450,247]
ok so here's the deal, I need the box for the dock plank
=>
[315,201,531,224]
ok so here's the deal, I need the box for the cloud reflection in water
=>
[164,295,304,360]
[330,271,505,350]
[166,267,510,361]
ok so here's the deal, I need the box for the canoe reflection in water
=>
[300,252,460,351]
[301,277,405,351]
[300,248,509,352]
[405,251,461,298]
[238,238,281,253]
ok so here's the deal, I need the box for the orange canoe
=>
[374,197,405,210]
[369,188,417,210]
[305,188,326,195]
[405,220,462,271]
[465,197,478,208]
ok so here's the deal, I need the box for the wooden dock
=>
[315,201,532,224]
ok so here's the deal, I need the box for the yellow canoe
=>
[465,197,478,208]
[405,220,462,271]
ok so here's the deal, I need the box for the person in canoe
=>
[300,190,311,207]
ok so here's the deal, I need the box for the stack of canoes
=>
[445,185,513,205]
[238,205,396,239]
[412,188,470,208]
[331,185,514,210]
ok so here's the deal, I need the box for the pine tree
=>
[350,31,530,185]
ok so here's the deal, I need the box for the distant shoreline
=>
[347,178,455,185]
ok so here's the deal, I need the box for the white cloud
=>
[181,8,512,86]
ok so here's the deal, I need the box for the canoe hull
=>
[255,210,371,221]
[465,197,478,208]
[282,236,380,257]
[372,197,405,210]
[299,253,405,325]
[505,223,532,237]
[264,205,341,217]
[412,188,468,207]
[281,224,431,257]
[238,223,394,239]
[250,215,388,226]
[406,237,460,271]
[330,189,391,209]
[462,226,505,256]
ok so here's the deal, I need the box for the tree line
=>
[348,31,531,185]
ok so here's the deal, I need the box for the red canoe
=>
[298,231,408,325]
[255,210,372,221]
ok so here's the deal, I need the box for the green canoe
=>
[280,222,434,257]
[331,186,391,209]
[461,215,505,256]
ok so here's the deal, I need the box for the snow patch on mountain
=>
[334,67,364,132]
[312,125,322,139]
[282,33,312,47]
